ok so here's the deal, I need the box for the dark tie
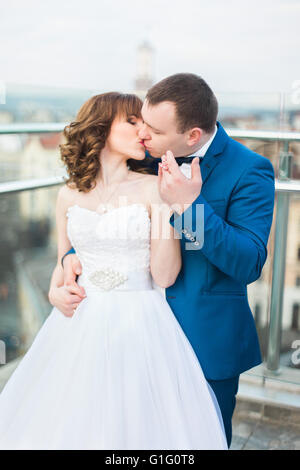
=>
[140,152,202,175]
[174,155,202,166]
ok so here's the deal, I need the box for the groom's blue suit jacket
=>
[63,121,275,381]
[165,122,275,380]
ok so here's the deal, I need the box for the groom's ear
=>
[186,127,203,147]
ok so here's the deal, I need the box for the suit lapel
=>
[199,121,229,185]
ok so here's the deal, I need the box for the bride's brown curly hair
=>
[60,92,153,192]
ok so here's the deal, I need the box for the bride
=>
[0,92,227,450]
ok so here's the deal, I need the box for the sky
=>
[1,0,300,99]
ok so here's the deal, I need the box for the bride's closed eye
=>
[127,119,136,125]
[127,115,139,125]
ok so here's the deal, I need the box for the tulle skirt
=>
[0,288,227,450]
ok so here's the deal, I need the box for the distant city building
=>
[0,110,14,124]
[19,134,64,224]
[134,41,154,99]
[291,111,300,131]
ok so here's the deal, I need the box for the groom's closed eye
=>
[141,119,162,134]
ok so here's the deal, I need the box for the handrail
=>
[0,176,65,194]
[227,128,300,142]
[0,177,299,195]
[0,123,68,134]
[1,123,300,142]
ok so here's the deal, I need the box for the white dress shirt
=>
[179,124,218,179]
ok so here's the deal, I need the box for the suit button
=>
[194,241,200,246]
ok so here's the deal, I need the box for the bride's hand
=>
[160,154,170,172]
[158,150,202,214]
[63,253,86,298]
[48,285,85,317]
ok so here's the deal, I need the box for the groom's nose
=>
[138,123,150,140]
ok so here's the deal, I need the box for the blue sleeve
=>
[169,158,275,284]
[61,246,76,268]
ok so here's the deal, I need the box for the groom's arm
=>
[61,247,76,268]
[60,246,84,287]
[169,157,275,285]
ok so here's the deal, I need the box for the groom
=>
[59,73,275,448]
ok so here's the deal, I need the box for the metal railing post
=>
[266,143,293,374]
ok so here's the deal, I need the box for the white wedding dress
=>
[0,203,227,450]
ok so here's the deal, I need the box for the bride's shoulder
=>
[129,171,158,191]
[57,183,77,199]
[56,183,79,210]
[129,171,157,182]
[135,173,158,186]
[137,174,165,207]
[136,174,159,193]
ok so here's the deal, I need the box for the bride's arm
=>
[48,186,86,315]
[147,176,182,288]
[48,186,71,291]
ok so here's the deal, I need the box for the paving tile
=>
[230,435,246,450]
[263,405,293,422]
[234,399,263,420]
[233,417,300,450]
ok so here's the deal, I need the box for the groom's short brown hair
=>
[146,73,218,134]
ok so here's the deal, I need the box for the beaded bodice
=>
[66,204,152,292]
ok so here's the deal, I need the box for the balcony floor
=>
[232,414,300,450]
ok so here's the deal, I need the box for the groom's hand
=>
[158,150,202,215]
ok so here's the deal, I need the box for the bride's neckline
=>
[67,203,151,221]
